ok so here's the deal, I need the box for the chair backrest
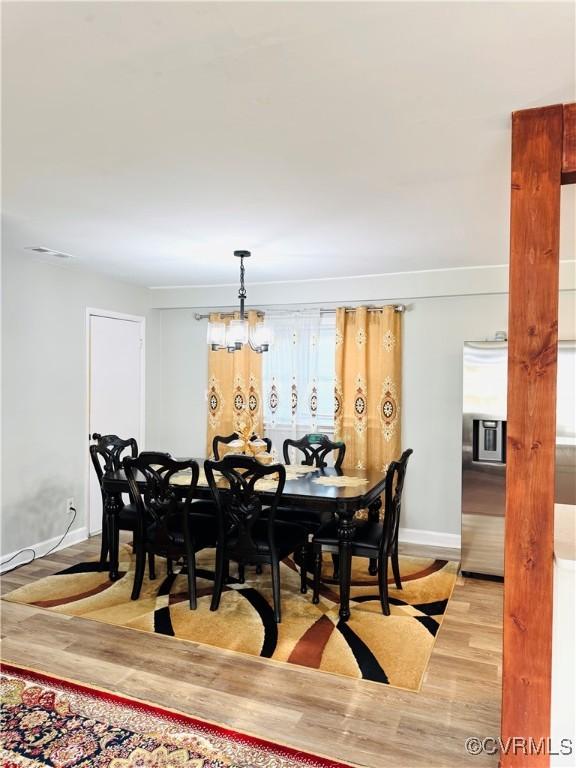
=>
[123,452,200,549]
[89,433,138,484]
[212,432,272,460]
[381,449,413,556]
[89,434,139,510]
[282,433,345,470]
[204,455,286,561]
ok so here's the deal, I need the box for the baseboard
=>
[0,525,459,573]
[398,526,461,550]
[0,527,89,574]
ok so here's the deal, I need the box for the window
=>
[262,311,335,455]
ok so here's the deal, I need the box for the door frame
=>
[85,307,146,535]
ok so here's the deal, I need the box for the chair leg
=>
[211,549,226,612]
[107,509,121,581]
[167,558,173,576]
[256,564,263,575]
[131,546,146,601]
[391,546,402,589]
[182,519,198,610]
[367,499,381,576]
[312,549,322,604]
[148,553,156,580]
[331,553,340,579]
[299,546,308,594]
[378,556,390,616]
[99,520,109,568]
[186,552,198,610]
[238,562,245,584]
[271,558,282,623]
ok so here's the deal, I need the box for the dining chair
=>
[213,433,274,580]
[280,434,346,534]
[279,433,346,583]
[282,433,345,470]
[89,433,139,568]
[311,449,413,615]
[204,455,308,623]
[212,432,272,460]
[123,452,218,607]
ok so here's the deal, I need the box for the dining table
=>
[101,460,388,622]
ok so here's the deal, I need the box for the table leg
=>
[367,496,382,576]
[338,509,355,622]
[105,494,122,581]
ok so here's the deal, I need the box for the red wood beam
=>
[501,104,563,768]
[562,103,576,184]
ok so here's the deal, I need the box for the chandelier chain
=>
[238,256,247,299]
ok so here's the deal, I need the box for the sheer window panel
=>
[263,311,335,462]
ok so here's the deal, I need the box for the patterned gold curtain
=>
[334,306,402,472]
[206,310,264,456]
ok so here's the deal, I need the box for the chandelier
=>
[206,250,272,353]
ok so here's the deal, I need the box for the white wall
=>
[2,254,574,558]
[402,291,574,536]
[146,267,576,540]
[1,250,150,559]
[145,309,209,458]
[551,505,576,767]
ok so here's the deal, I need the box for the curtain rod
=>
[194,304,406,320]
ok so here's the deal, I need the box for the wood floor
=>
[0,535,502,768]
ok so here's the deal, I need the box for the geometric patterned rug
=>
[3,545,458,692]
[0,662,354,767]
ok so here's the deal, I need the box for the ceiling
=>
[2,1,574,288]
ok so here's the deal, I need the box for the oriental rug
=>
[0,662,353,767]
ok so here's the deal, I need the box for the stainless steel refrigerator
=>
[461,340,576,578]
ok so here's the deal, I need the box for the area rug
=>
[3,547,458,691]
[0,662,353,767]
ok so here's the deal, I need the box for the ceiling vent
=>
[26,247,74,259]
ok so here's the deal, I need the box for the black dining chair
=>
[213,432,274,578]
[279,433,346,583]
[212,432,272,460]
[204,455,308,623]
[89,433,139,568]
[123,452,218,607]
[280,434,346,535]
[311,449,413,615]
[282,433,345,470]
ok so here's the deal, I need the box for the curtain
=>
[206,310,264,456]
[262,310,334,461]
[334,306,401,473]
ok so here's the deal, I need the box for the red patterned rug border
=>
[0,661,356,768]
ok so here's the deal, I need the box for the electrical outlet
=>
[66,498,75,515]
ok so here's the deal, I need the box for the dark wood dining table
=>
[102,462,388,621]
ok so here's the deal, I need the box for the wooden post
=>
[501,105,563,767]
[562,103,576,183]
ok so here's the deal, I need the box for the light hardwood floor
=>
[0,535,502,768]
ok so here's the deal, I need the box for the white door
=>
[88,313,144,534]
